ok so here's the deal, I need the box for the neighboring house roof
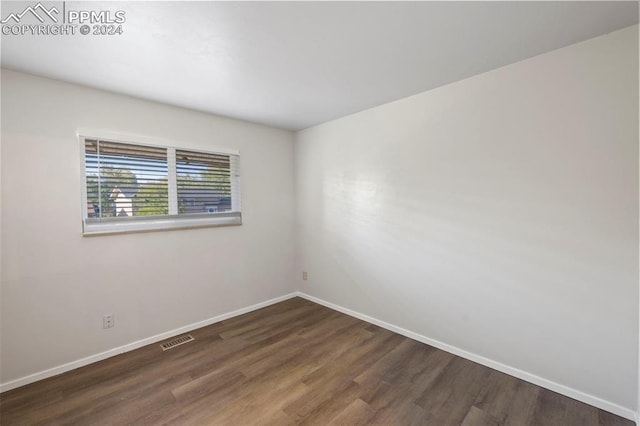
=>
[178,188,226,199]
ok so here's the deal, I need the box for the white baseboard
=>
[296,292,637,422]
[2,291,636,422]
[0,292,298,393]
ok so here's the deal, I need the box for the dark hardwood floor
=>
[0,297,634,425]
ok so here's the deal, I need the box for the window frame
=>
[79,130,242,236]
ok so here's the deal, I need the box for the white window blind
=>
[82,137,241,235]
[176,149,240,215]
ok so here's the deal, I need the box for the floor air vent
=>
[160,334,195,351]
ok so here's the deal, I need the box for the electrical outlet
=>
[302,271,308,280]
[103,314,114,329]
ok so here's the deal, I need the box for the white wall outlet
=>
[103,314,114,329]
[303,271,308,280]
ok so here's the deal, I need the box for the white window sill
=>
[83,212,242,236]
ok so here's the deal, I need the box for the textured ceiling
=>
[1,1,637,130]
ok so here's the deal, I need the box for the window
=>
[176,149,233,215]
[81,135,241,235]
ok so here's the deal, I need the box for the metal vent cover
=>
[160,334,195,351]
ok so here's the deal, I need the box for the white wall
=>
[296,25,638,412]
[0,70,296,385]
[1,24,638,418]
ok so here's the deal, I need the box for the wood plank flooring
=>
[0,297,634,425]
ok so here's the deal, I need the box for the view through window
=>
[82,137,241,234]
